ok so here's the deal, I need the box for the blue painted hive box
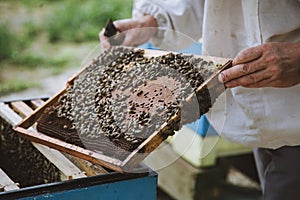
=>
[0,167,157,200]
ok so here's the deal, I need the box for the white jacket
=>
[133,0,300,149]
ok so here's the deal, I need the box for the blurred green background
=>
[0,0,132,96]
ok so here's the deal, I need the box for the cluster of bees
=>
[0,117,60,187]
[47,46,220,153]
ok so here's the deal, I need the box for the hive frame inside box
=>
[13,48,232,172]
[0,97,156,199]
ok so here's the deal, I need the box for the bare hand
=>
[99,15,158,49]
[218,42,300,88]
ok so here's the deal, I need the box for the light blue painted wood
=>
[20,176,157,200]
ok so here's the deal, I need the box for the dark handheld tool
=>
[104,18,125,46]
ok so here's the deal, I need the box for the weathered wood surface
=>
[63,154,108,176]
[0,168,20,192]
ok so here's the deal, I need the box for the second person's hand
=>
[99,15,158,49]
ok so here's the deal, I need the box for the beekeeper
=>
[99,0,300,199]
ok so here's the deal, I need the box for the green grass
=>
[23,21,41,40]
[10,54,68,69]
[0,24,20,61]
[44,0,132,43]
[0,0,133,96]
[0,80,39,96]
[0,22,36,63]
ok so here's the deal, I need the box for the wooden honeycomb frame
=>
[13,48,232,172]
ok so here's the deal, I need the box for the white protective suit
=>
[133,0,300,149]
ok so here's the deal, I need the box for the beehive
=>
[0,98,157,199]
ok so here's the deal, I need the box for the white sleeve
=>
[132,0,204,50]
[209,85,300,149]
